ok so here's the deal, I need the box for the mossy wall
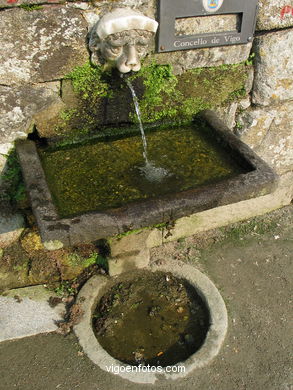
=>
[48,61,250,143]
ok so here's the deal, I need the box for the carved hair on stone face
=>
[89,8,158,73]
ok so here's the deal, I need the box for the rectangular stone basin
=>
[16,110,278,247]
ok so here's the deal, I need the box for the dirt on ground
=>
[0,206,292,390]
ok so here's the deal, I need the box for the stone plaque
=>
[158,0,258,52]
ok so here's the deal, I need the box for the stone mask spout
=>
[89,8,158,73]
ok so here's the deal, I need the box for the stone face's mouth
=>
[92,270,210,367]
[16,111,278,247]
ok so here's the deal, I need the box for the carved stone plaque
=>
[158,0,258,52]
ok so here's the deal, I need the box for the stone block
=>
[151,43,252,75]
[0,143,14,178]
[252,29,293,106]
[34,97,66,138]
[0,285,65,341]
[0,206,24,249]
[0,6,88,85]
[161,172,293,245]
[108,247,150,276]
[237,103,293,174]
[256,0,293,30]
[110,230,151,257]
[214,102,238,130]
[0,85,61,144]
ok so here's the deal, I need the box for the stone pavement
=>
[0,206,292,390]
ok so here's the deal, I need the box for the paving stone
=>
[0,285,65,342]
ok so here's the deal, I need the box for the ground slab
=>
[0,285,65,342]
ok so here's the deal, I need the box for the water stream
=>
[124,77,170,182]
[125,78,149,163]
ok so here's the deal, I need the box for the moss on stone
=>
[0,232,109,290]
[21,232,44,253]
[55,63,112,140]
[19,4,43,11]
[54,61,249,142]
[129,62,249,123]
[64,62,110,101]
[0,149,26,206]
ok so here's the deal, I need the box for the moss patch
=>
[53,61,249,143]
[0,233,108,291]
[64,62,110,102]
[129,62,249,123]
[19,4,43,11]
[55,63,112,140]
[0,149,26,206]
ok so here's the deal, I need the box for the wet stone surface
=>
[92,270,210,367]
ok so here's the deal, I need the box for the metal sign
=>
[158,0,258,52]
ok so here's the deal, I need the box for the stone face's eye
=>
[110,46,122,55]
[136,44,146,55]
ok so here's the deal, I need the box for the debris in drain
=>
[92,270,210,367]
[57,303,84,335]
[48,296,63,308]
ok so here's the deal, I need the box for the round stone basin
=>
[93,270,210,367]
[74,260,228,384]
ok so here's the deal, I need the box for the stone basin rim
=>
[73,260,228,384]
[16,110,278,247]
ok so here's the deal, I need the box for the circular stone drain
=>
[93,270,209,367]
[74,260,228,384]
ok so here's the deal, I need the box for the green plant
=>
[55,59,250,143]
[64,62,110,101]
[113,227,145,240]
[235,121,244,130]
[55,63,112,139]
[19,4,43,11]
[128,61,248,123]
[245,53,255,66]
[129,63,182,122]
[54,281,76,297]
[85,252,107,269]
[67,251,108,271]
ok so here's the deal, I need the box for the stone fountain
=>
[14,6,279,383]
[16,7,277,250]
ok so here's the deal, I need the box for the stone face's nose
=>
[125,45,139,67]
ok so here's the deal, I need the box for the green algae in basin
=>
[39,123,247,218]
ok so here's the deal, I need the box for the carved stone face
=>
[95,30,154,73]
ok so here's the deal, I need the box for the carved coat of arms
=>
[202,0,224,12]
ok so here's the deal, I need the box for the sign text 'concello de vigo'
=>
[158,0,258,52]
